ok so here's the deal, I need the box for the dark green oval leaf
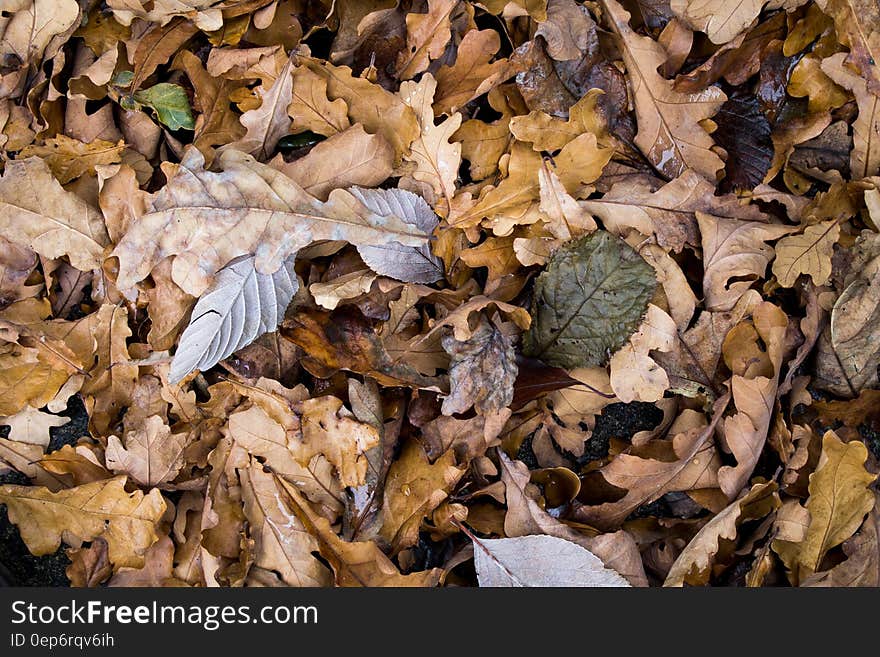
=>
[523,231,657,368]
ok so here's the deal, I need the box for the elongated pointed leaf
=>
[169,254,297,382]
[351,187,444,284]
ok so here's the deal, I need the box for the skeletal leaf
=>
[349,187,444,284]
[474,535,630,587]
[524,231,657,368]
[169,254,297,383]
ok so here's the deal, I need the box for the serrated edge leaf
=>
[169,254,298,382]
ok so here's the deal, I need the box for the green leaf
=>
[523,231,656,368]
[133,83,195,131]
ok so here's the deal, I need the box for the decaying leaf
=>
[524,231,657,368]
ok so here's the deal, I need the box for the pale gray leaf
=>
[474,534,631,587]
[169,255,298,383]
[349,187,444,284]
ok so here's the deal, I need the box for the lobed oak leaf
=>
[697,212,793,312]
[772,431,877,583]
[0,405,69,448]
[433,29,511,116]
[288,65,350,138]
[399,73,462,214]
[510,89,609,152]
[239,460,331,587]
[821,52,880,179]
[600,0,727,180]
[0,475,166,569]
[395,0,457,80]
[105,415,189,487]
[280,477,442,587]
[664,481,780,586]
[271,124,394,201]
[772,219,840,288]
[377,439,465,552]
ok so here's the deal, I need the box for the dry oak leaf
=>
[454,85,523,181]
[537,163,597,242]
[509,89,610,152]
[803,497,880,587]
[0,405,69,448]
[441,316,518,416]
[600,0,727,180]
[498,451,649,586]
[433,29,511,116]
[108,535,188,587]
[298,57,419,164]
[575,400,728,530]
[377,439,465,552]
[0,157,109,272]
[173,50,246,156]
[0,475,166,569]
[227,404,343,520]
[821,52,880,180]
[0,346,75,417]
[395,0,457,80]
[288,65,351,138]
[717,302,788,498]
[399,73,461,213]
[0,0,79,98]
[297,395,381,489]
[239,460,331,587]
[19,136,125,184]
[670,0,765,44]
[609,304,676,403]
[697,212,793,312]
[279,477,441,586]
[271,124,394,201]
[663,481,780,586]
[112,147,429,297]
[230,55,295,160]
[582,169,769,253]
[816,0,880,97]
[105,415,189,487]
[772,220,840,288]
[772,431,877,584]
[451,138,611,235]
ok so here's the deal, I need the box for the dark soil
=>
[0,395,87,586]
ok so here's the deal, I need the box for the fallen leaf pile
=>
[1,0,879,588]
